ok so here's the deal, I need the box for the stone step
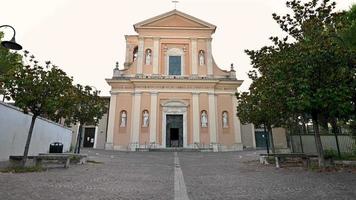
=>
[136,148,214,152]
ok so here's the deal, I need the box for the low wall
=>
[0,102,72,161]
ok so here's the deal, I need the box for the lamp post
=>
[0,25,22,50]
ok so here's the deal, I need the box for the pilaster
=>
[206,38,213,76]
[208,92,217,144]
[131,92,141,146]
[136,37,144,74]
[149,92,158,143]
[153,37,160,75]
[192,92,200,144]
[232,94,243,150]
[191,38,198,75]
[105,93,117,150]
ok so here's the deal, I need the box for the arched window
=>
[201,110,208,127]
[142,110,149,127]
[222,111,228,128]
[132,46,138,62]
[145,49,152,65]
[199,50,205,66]
[120,110,127,127]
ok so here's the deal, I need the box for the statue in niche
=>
[201,111,208,127]
[120,111,127,127]
[222,111,228,128]
[199,50,205,66]
[142,110,149,127]
[145,49,151,65]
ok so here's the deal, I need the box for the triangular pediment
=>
[134,10,216,31]
[143,14,209,28]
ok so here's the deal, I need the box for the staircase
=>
[136,147,214,152]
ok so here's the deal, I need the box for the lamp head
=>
[1,36,22,50]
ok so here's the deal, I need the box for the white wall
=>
[0,102,72,161]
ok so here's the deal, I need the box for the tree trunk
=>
[330,118,341,158]
[263,124,270,154]
[312,112,325,167]
[22,115,37,167]
[75,124,83,154]
[268,125,275,153]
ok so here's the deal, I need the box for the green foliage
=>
[324,149,338,159]
[341,4,356,52]
[62,84,107,126]
[3,51,73,118]
[0,32,23,75]
[352,143,356,156]
[0,32,23,99]
[238,0,355,166]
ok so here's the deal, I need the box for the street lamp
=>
[0,25,22,50]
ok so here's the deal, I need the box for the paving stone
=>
[0,149,355,200]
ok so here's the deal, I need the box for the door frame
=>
[161,100,188,148]
[82,126,98,148]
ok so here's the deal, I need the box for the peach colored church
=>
[105,10,243,151]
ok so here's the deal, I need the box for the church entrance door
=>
[166,115,183,147]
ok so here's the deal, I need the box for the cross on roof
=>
[172,0,179,9]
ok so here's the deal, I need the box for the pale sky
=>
[1,0,355,96]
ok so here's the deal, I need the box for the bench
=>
[39,153,87,165]
[36,154,72,168]
[259,153,317,168]
[9,153,87,168]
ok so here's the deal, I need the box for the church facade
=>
[105,10,244,151]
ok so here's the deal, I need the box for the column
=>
[232,94,243,148]
[136,37,144,75]
[208,92,217,144]
[131,92,141,146]
[153,37,160,75]
[192,92,200,145]
[149,92,158,143]
[191,38,198,76]
[206,38,213,76]
[105,93,117,150]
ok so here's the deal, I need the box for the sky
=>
[1,0,355,96]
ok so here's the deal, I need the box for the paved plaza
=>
[0,149,355,200]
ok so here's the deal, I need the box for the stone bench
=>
[9,153,88,168]
[36,154,72,168]
[259,153,317,168]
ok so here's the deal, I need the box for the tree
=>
[3,51,73,166]
[240,0,355,166]
[64,84,107,154]
[236,71,289,153]
[0,32,23,101]
[340,4,356,136]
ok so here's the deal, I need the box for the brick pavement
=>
[0,149,355,200]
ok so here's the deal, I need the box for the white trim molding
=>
[165,47,185,76]
[161,100,188,148]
